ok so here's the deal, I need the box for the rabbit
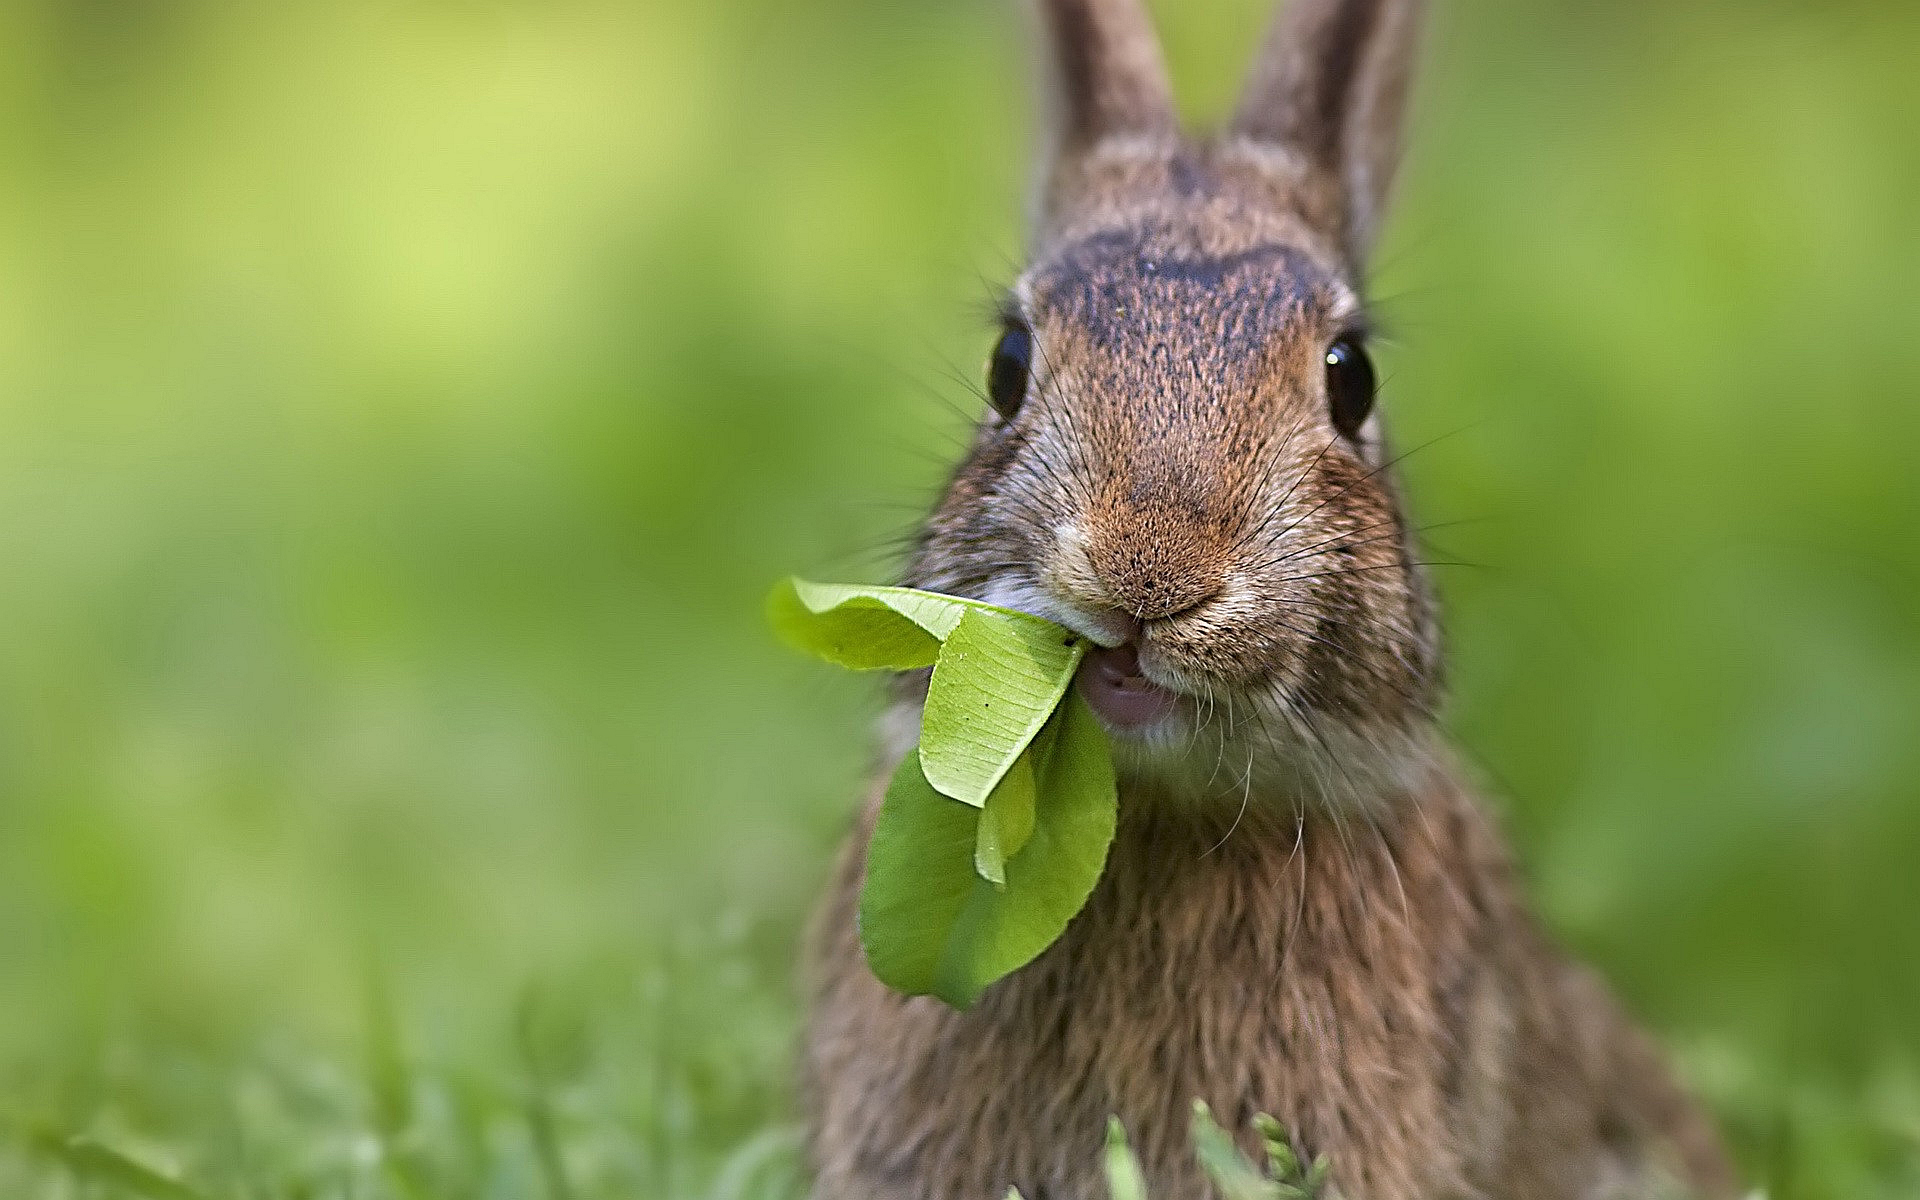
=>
[801,1,1740,1198]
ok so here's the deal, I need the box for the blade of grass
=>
[1104,1116,1148,1200]
[1191,1101,1278,1200]
[517,997,578,1200]
[29,1129,211,1200]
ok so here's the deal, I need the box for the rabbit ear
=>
[1031,0,1177,212]
[1231,0,1424,264]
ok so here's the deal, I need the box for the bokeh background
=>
[1,0,1915,1196]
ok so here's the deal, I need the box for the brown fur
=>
[802,1,1738,1196]
[807,767,1735,1199]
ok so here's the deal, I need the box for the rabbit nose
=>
[1093,555,1218,622]
[1083,525,1224,623]
[1048,518,1223,630]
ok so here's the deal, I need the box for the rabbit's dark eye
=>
[986,324,1032,420]
[1324,336,1376,439]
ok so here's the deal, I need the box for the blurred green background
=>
[0,0,1915,1196]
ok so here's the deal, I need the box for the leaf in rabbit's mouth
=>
[768,577,1119,1008]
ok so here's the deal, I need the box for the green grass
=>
[8,1025,1914,1198]
[1,939,813,1200]
[0,0,1916,1196]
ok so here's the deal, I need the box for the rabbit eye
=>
[1324,336,1376,439]
[986,324,1032,420]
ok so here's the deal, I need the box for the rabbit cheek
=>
[1261,529,1435,729]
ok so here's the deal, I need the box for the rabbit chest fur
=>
[800,1,1739,1196]
[805,761,1735,1200]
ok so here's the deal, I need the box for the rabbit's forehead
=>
[1021,223,1353,359]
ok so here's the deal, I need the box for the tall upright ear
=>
[1231,0,1425,265]
[1030,0,1177,222]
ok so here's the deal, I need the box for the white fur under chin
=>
[878,687,1438,821]
[1104,692,1441,818]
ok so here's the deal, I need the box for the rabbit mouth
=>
[964,573,1193,738]
[1077,643,1181,734]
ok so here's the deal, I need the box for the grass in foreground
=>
[2,957,1916,1200]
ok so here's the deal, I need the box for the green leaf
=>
[860,748,990,1000]
[974,748,1036,887]
[859,695,1117,1007]
[767,578,949,670]
[1103,1117,1149,1200]
[920,606,1086,807]
[773,576,1114,1005]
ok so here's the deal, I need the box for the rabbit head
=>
[907,0,1440,809]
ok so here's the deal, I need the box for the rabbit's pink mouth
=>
[1077,644,1179,733]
